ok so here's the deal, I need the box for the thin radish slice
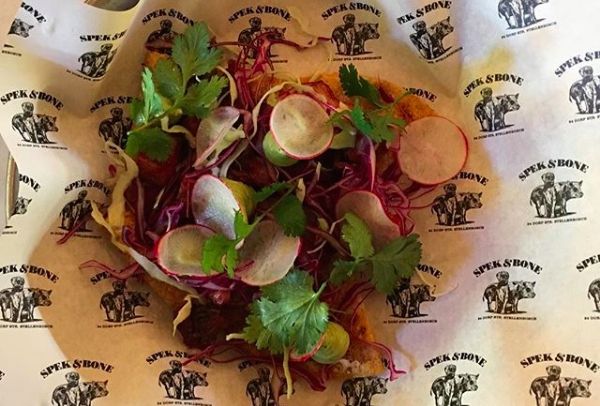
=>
[336,190,401,249]
[191,175,240,239]
[238,220,301,286]
[194,106,241,168]
[398,116,468,185]
[270,94,334,160]
[156,225,216,276]
[290,334,325,362]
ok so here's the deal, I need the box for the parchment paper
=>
[1,1,599,405]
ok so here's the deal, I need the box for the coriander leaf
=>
[125,127,174,162]
[180,76,227,118]
[130,98,145,127]
[225,244,238,277]
[339,64,381,106]
[369,234,422,294]
[238,305,285,354]
[258,271,328,354]
[141,67,165,122]
[273,195,306,237]
[341,213,374,260]
[330,260,359,286]
[254,182,290,203]
[234,210,255,239]
[348,103,374,137]
[154,58,183,100]
[200,234,233,275]
[367,112,405,143]
[172,22,222,82]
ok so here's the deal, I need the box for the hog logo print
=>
[159,360,208,400]
[8,18,34,38]
[331,14,380,56]
[529,172,583,219]
[98,107,132,149]
[483,271,536,314]
[569,66,600,115]
[11,102,59,144]
[59,190,93,232]
[588,279,600,312]
[530,365,592,406]
[51,372,109,406]
[430,364,479,406]
[12,197,32,215]
[474,88,520,132]
[0,276,52,323]
[386,278,435,318]
[408,17,453,61]
[431,183,483,227]
[498,0,550,29]
[245,367,277,405]
[341,376,388,406]
[100,280,150,323]
[237,17,286,59]
[78,43,117,79]
[146,19,179,54]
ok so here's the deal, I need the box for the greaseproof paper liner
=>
[0,1,599,405]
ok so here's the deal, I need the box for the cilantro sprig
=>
[330,64,407,144]
[200,182,306,276]
[329,212,422,294]
[201,211,256,277]
[125,23,227,161]
[229,270,329,355]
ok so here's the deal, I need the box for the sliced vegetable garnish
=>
[157,225,215,276]
[398,116,468,185]
[270,94,334,159]
[262,131,297,167]
[290,334,325,362]
[238,220,301,286]
[311,322,350,364]
[191,175,253,238]
[336,190,401,249]
[195,106,241,167]
[90,20,468,397]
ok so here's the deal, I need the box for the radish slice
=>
[194,107,241,168]
[157,225,216,276]
[270,94,334,160]
[336,190,401,249]
[398,116,467,185]
[311,322,350,365]
[290,334,326,362]
[238,220,301,286]
[191,175,241,239]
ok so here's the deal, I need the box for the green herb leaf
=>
[154,58,183,100]
[330,260,359,286]
[341,213,374,260]
[339,64,381,106]
[254,182,291,203]
[200,234,233,275]
[141,68,165,123]
[258,270,329,354]
[369,234,422,294]
[130,98,145,127]
[180,76,228,118]
[348,103,374,136]
[124,127,174,162]
[367,111,405,143]
[235,305,284,354]
[234,210,255,239]
[201,211,257,276]
[273,195,306,237]
[172,22,222,82]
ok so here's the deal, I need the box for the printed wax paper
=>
[0,0,599,405]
